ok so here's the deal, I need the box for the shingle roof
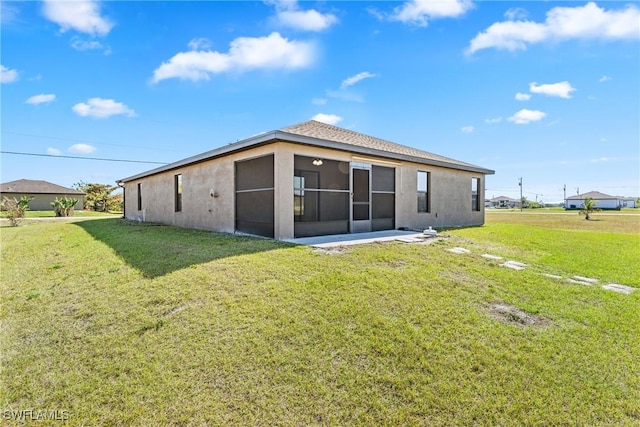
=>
[0,179,84,195]
[566,191,617,200]
[119,120,494,183]
[281,120,486,171]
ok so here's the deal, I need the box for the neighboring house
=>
[117,120,495,240]
[620,197,637,208]
[0,179,85,211]
[488,196,519,209]
[565,191,623,210]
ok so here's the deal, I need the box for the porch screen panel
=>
[235,155,274,238]
[294,155,350,238]
[371,165,395,231]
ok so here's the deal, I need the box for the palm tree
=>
[579,197,597,220]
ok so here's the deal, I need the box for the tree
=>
[73,181,120,212]
[579,197,597,220]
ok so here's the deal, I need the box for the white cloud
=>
[42,0,113,36]
[72,97,136,118]
[47,147,61,156]
[70,36,107,52]
[599,75,612,82]
[1,65,18,83]
[390,0,473,26]
[341,71,377,89]
[268,0,338,32]
[311,97,327,105]
[311,113,343,125]
[467,2,640,54]
[1,3,19,25]
[504,7,528,21]
[529,81,575,98]
[188,38,212,51]
[68,143,96,154]
[461,126,474,133]
[25,94,56,105]
[508,109,546,124]
[515,92,531,101]
[485,117,502,124]
[152,32,315,83]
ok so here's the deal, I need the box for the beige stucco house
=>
[117,120,494,239]
[0,179,85,211]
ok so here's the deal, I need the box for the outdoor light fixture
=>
[312,158,323,166]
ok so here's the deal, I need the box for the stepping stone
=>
[397,237,424,243]
[501,260,527,270]
[482,254,503,260]
[572,275,599,284]
[602,284,637,295]
[448,247,471,254]
[543,273,563,279]
[567,278,593,286]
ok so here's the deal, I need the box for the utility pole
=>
[563,185,566,204]
[576,187,580,195]
[519,177,523,211]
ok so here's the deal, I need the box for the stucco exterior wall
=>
[123,141,486,239]
[124,144,279,233]
[394,163,485,230]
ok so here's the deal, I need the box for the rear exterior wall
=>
[122,141,486,239]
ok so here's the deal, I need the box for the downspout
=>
[117,181,125,219]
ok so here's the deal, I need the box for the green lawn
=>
[1,213,639,425]
[0,210,122,219]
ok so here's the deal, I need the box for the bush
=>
[51,197,79,217]
[1,196,32,226]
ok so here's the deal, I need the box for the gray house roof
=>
[118,120,494,183]
[566,191,617,200]
[0,179,84,195]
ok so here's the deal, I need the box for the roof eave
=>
[117,130,494,183]
[276,131,495,175]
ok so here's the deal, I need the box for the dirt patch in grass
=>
[487,303,552,328]
[313,247,348,255]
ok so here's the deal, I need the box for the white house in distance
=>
[117,120,494,240]
[565,191,631,210]
[488,196,520,209]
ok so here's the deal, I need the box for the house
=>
[488,196,519,209]
[0,179,85,211]
[565,191,622,210]
[117,120,495,240]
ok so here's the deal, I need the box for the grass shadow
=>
[74,219,292,278]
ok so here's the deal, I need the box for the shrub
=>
[1,196,32,226]
[51,197,79,217]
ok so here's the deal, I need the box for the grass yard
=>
[1,213,639,425]
[0,210,122,218]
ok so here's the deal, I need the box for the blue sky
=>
[2,0,639,203]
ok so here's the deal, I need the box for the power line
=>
[1,151,169,165]
[2,130,186,153]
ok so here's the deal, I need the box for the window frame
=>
[471,177,481,212]
[174,174,183,212]
[417,171,430,213]
[137,183,142,211]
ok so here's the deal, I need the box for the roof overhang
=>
[117,131,494,183]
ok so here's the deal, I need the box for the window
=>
[175,174,183,212]
[137,183,142,210]
[472,177,480,211]
[293,175,306,218]
[417,171,429,213]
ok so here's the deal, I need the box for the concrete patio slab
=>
[284,230,424,248]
